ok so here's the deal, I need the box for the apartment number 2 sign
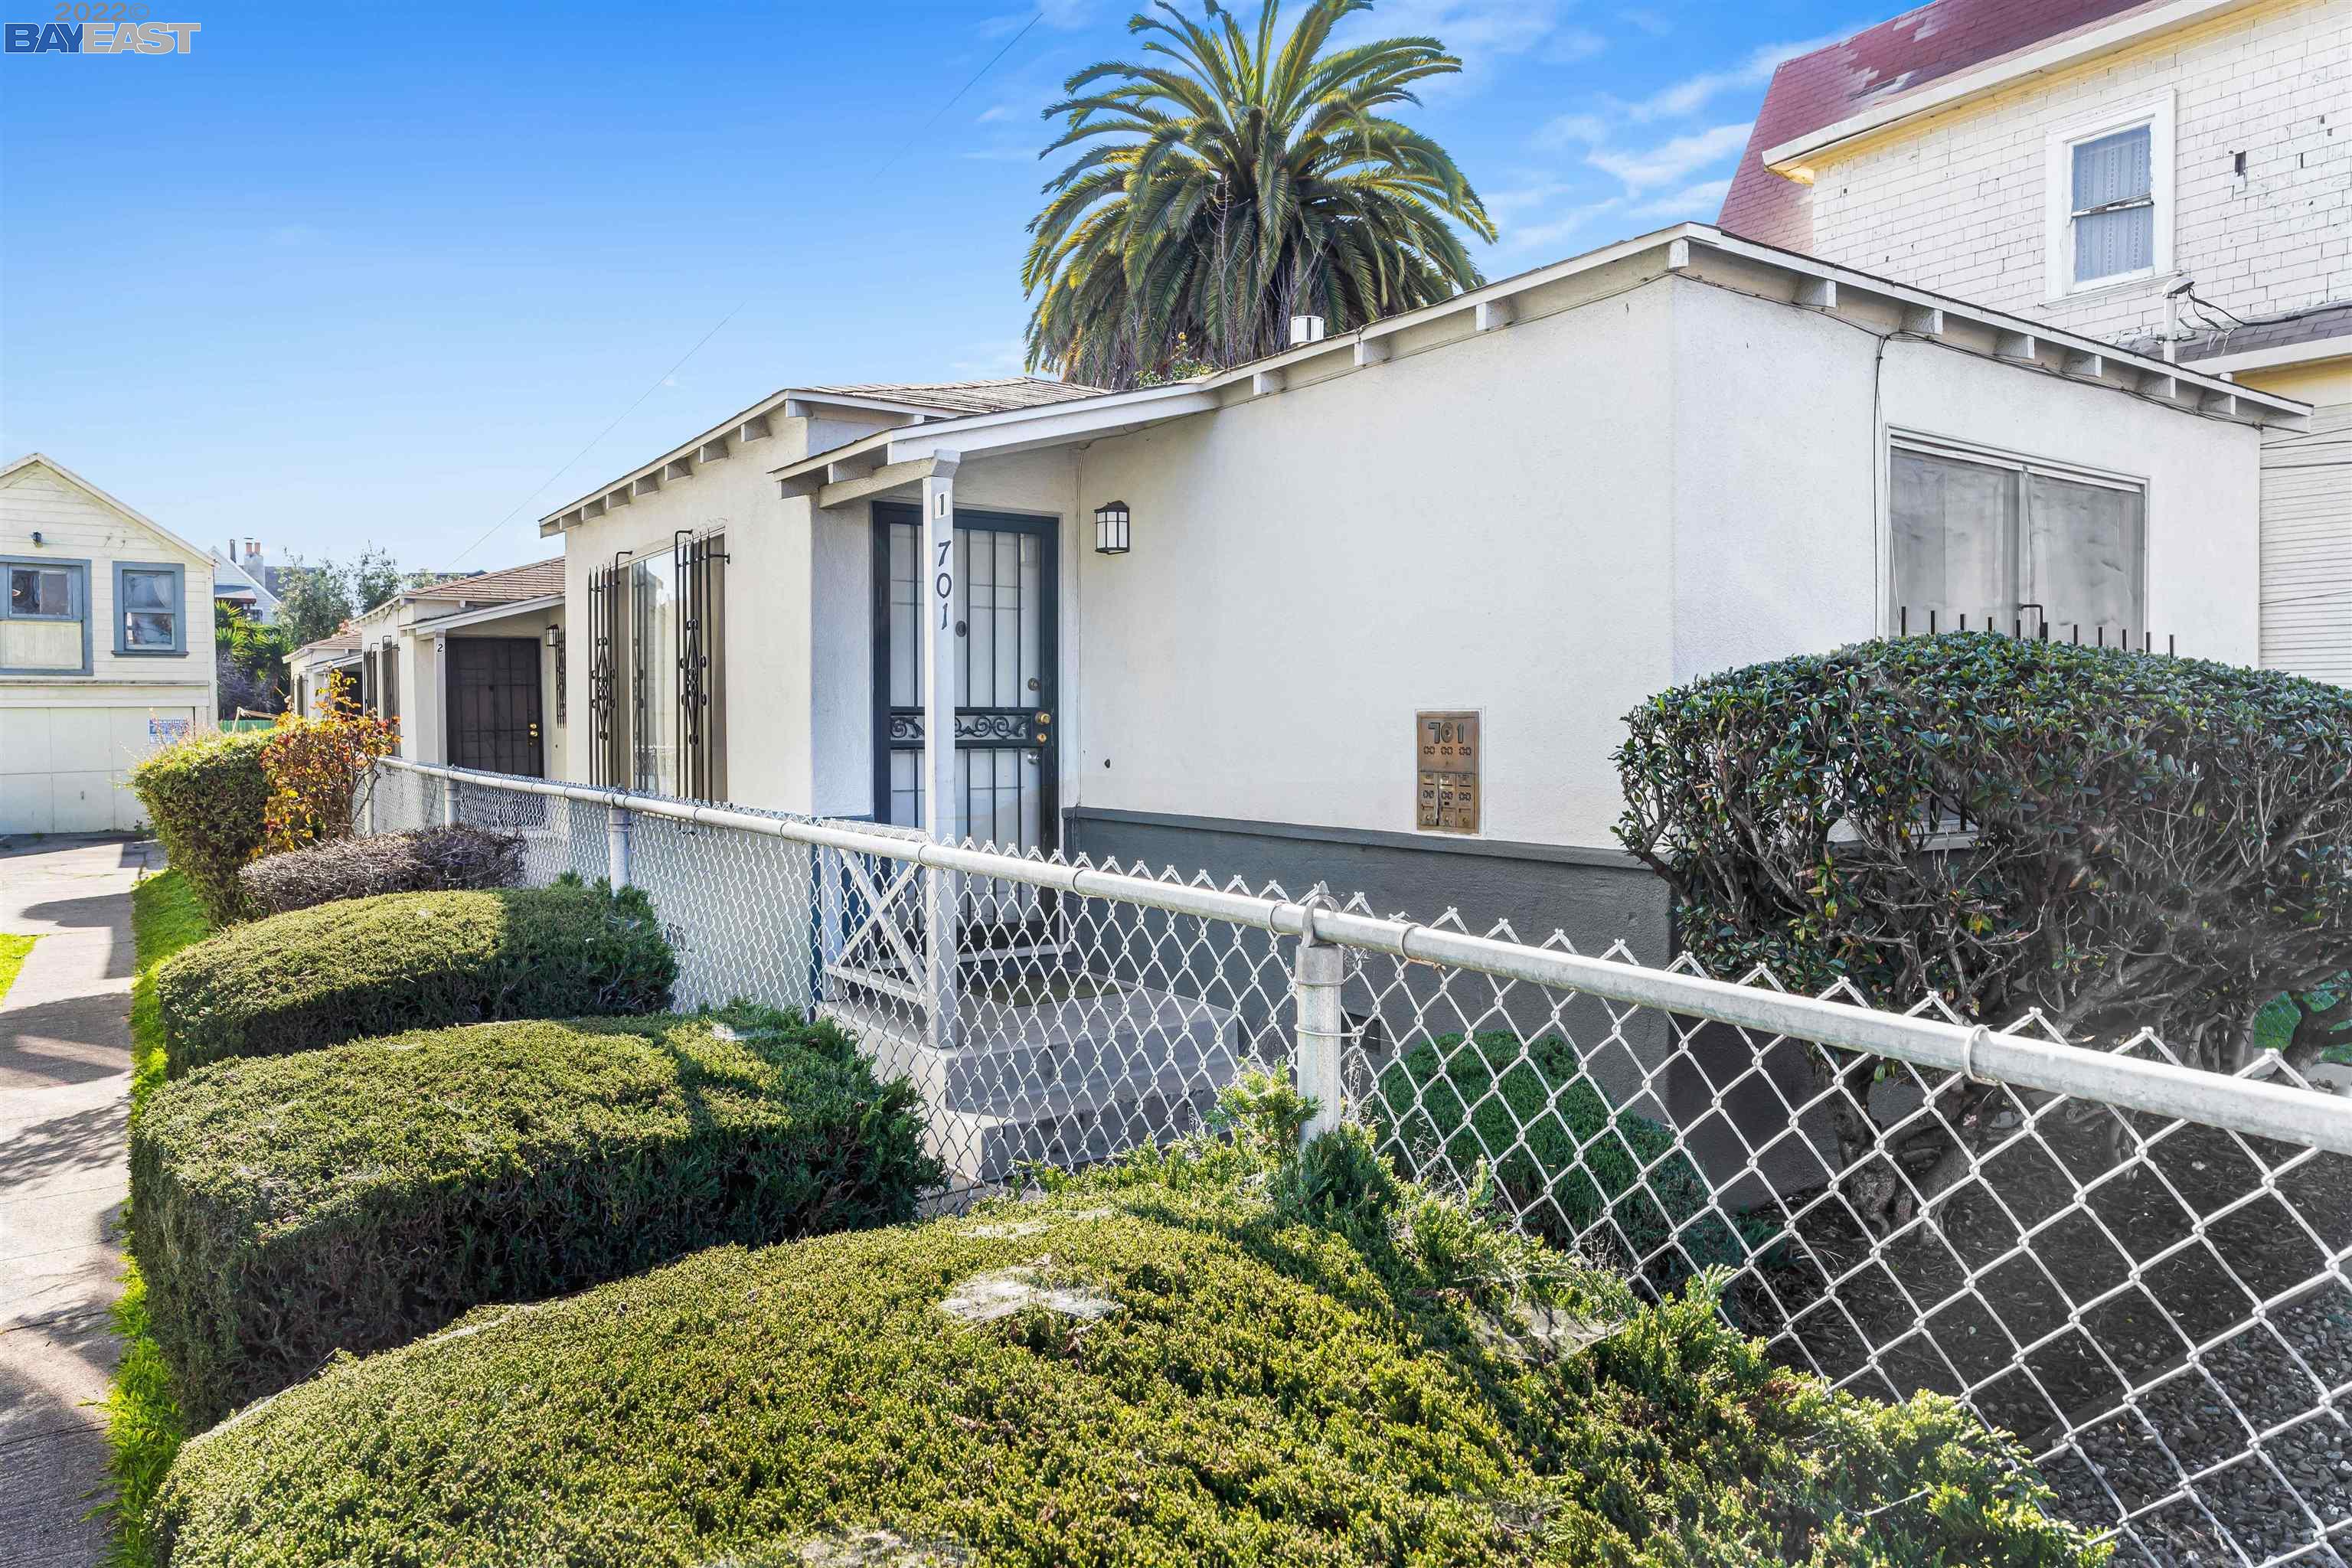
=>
[1415,711,1480,834]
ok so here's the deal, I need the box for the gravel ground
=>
[1736,1115,2352,1566]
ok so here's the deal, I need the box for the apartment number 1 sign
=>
[1415,711,1480,835]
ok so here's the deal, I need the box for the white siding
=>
[1798,0,2349,344]
[2260,400,2352,681]
[0,459,216,835]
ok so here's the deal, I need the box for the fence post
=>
[1292,894,1345,1144]
[441,777,459,828]
[606,803,634,888]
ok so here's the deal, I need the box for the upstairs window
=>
[2046,96,2171,297]
[2,557,89,674]
[1890,439,2145,643]
[115,562,187,655]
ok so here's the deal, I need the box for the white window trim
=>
[2043,91,2174,302]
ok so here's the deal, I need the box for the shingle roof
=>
[795,377,1109,416]
[290,632,359,658]
[407,556,564,605]
[1719,0,2156,247]
[2121,301,2352,364]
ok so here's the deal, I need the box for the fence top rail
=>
[380,756,2352,1157]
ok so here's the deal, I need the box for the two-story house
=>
[1721,0,2350,684]
[1,453,217,835]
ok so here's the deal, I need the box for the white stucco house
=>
[1,453,217,836]
[289,558,567,774]
[536,224,2305,958]
[1720,0,2349,684]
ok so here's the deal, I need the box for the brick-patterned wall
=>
[1803,0,2348,343]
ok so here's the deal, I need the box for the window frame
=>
[2043,93,2174,300]
[112,559,189,658]
[0,554,93,675]
[1884,431,2149,638]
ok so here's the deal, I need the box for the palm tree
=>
[1023,0,1495,388]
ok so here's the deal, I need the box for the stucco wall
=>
[1066,280,1681,853]
[1796,0,2348,343]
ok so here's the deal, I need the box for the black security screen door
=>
[447,637,545,777]
[871,504,1058,854]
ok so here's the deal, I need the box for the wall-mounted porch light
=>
[1093,499,1131,556]
[545,622,566,725]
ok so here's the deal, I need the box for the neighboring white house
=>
[211,538,284,625]
[536,224,2305,960]
[286,630,360,718]
[320,558,567,775]
[1,453,217,835]
[1720,0,2350,684]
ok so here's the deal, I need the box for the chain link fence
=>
[370,758,2352,1568]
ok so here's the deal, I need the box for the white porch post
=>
[920,454,963,1053]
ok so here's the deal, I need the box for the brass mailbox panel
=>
[1415,710,1480,835]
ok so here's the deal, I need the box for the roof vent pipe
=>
[1288,315,1326,347]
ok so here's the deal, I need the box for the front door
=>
[447,637,545,777]
[871,505,1058,853]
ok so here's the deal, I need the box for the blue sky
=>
[1,0,1861,573]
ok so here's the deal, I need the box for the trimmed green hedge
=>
[1374,1031,1762,1276]
[129,731,271,927]
[148,1137,2096,1566]
[155,879,674,1076]
[130,1008,937,1429]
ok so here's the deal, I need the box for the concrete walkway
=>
[1,835,158,1568]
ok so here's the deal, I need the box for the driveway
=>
[0,835,158,1568]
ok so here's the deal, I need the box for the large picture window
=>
[1890,439,2145,642]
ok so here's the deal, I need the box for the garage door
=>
[0,705,194,835]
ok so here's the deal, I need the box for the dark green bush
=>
[130,1007,937,1429]
[149,1138,2096,1566]
[237,824,525,916]
[1373,1031,1761,1276]
[155,878,674,1075]
[1615,634,2352,1071]
[129,731,271,926]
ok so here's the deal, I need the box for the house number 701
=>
[934,538,954,629]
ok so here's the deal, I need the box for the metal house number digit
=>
[934,540,953,630]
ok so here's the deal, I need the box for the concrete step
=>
[822,975,1248,1186]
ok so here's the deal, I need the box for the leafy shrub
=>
[1615,634,2352,1070]
[155,880,674,1076]
[132,1006,936,1429]
[148,1125,2097,1566]
[238,825,524,916]
[259,701,397,854]
[1373,1031,1760,1276]
[129,731,272,926]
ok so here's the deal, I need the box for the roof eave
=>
[1762,0,2262,172]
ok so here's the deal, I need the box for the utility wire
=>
[443,9,1047,572]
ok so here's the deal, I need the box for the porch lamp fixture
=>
[1093,499,1131,556]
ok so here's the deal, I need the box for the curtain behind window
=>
[1891,449,2014,630]
[2072,125,2154,281]
[1892,446,2145,639]
[2026,474,2145,638]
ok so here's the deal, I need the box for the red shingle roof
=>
[407,556,564,605]
[1718,0,2158,248]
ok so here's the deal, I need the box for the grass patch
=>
[132,1007,938,1429]
[0,930,35,1004]
[100,869,210,1565]
[151,1106,2100,1567]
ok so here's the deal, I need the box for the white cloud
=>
[1534,111,1611,149]
[1544,24,1606,62]
[1586,121,1751,191]
[1625,176,1731,220]
[1615,31,1846,123]
[1617,7,1671,37]
[1497,196,1623,254]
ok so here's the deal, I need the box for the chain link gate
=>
[369,756,2352,1568]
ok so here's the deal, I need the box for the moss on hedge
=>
[149,1131,2098,1567]
[155,878,674,1074]
[131,1007,938,1429]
